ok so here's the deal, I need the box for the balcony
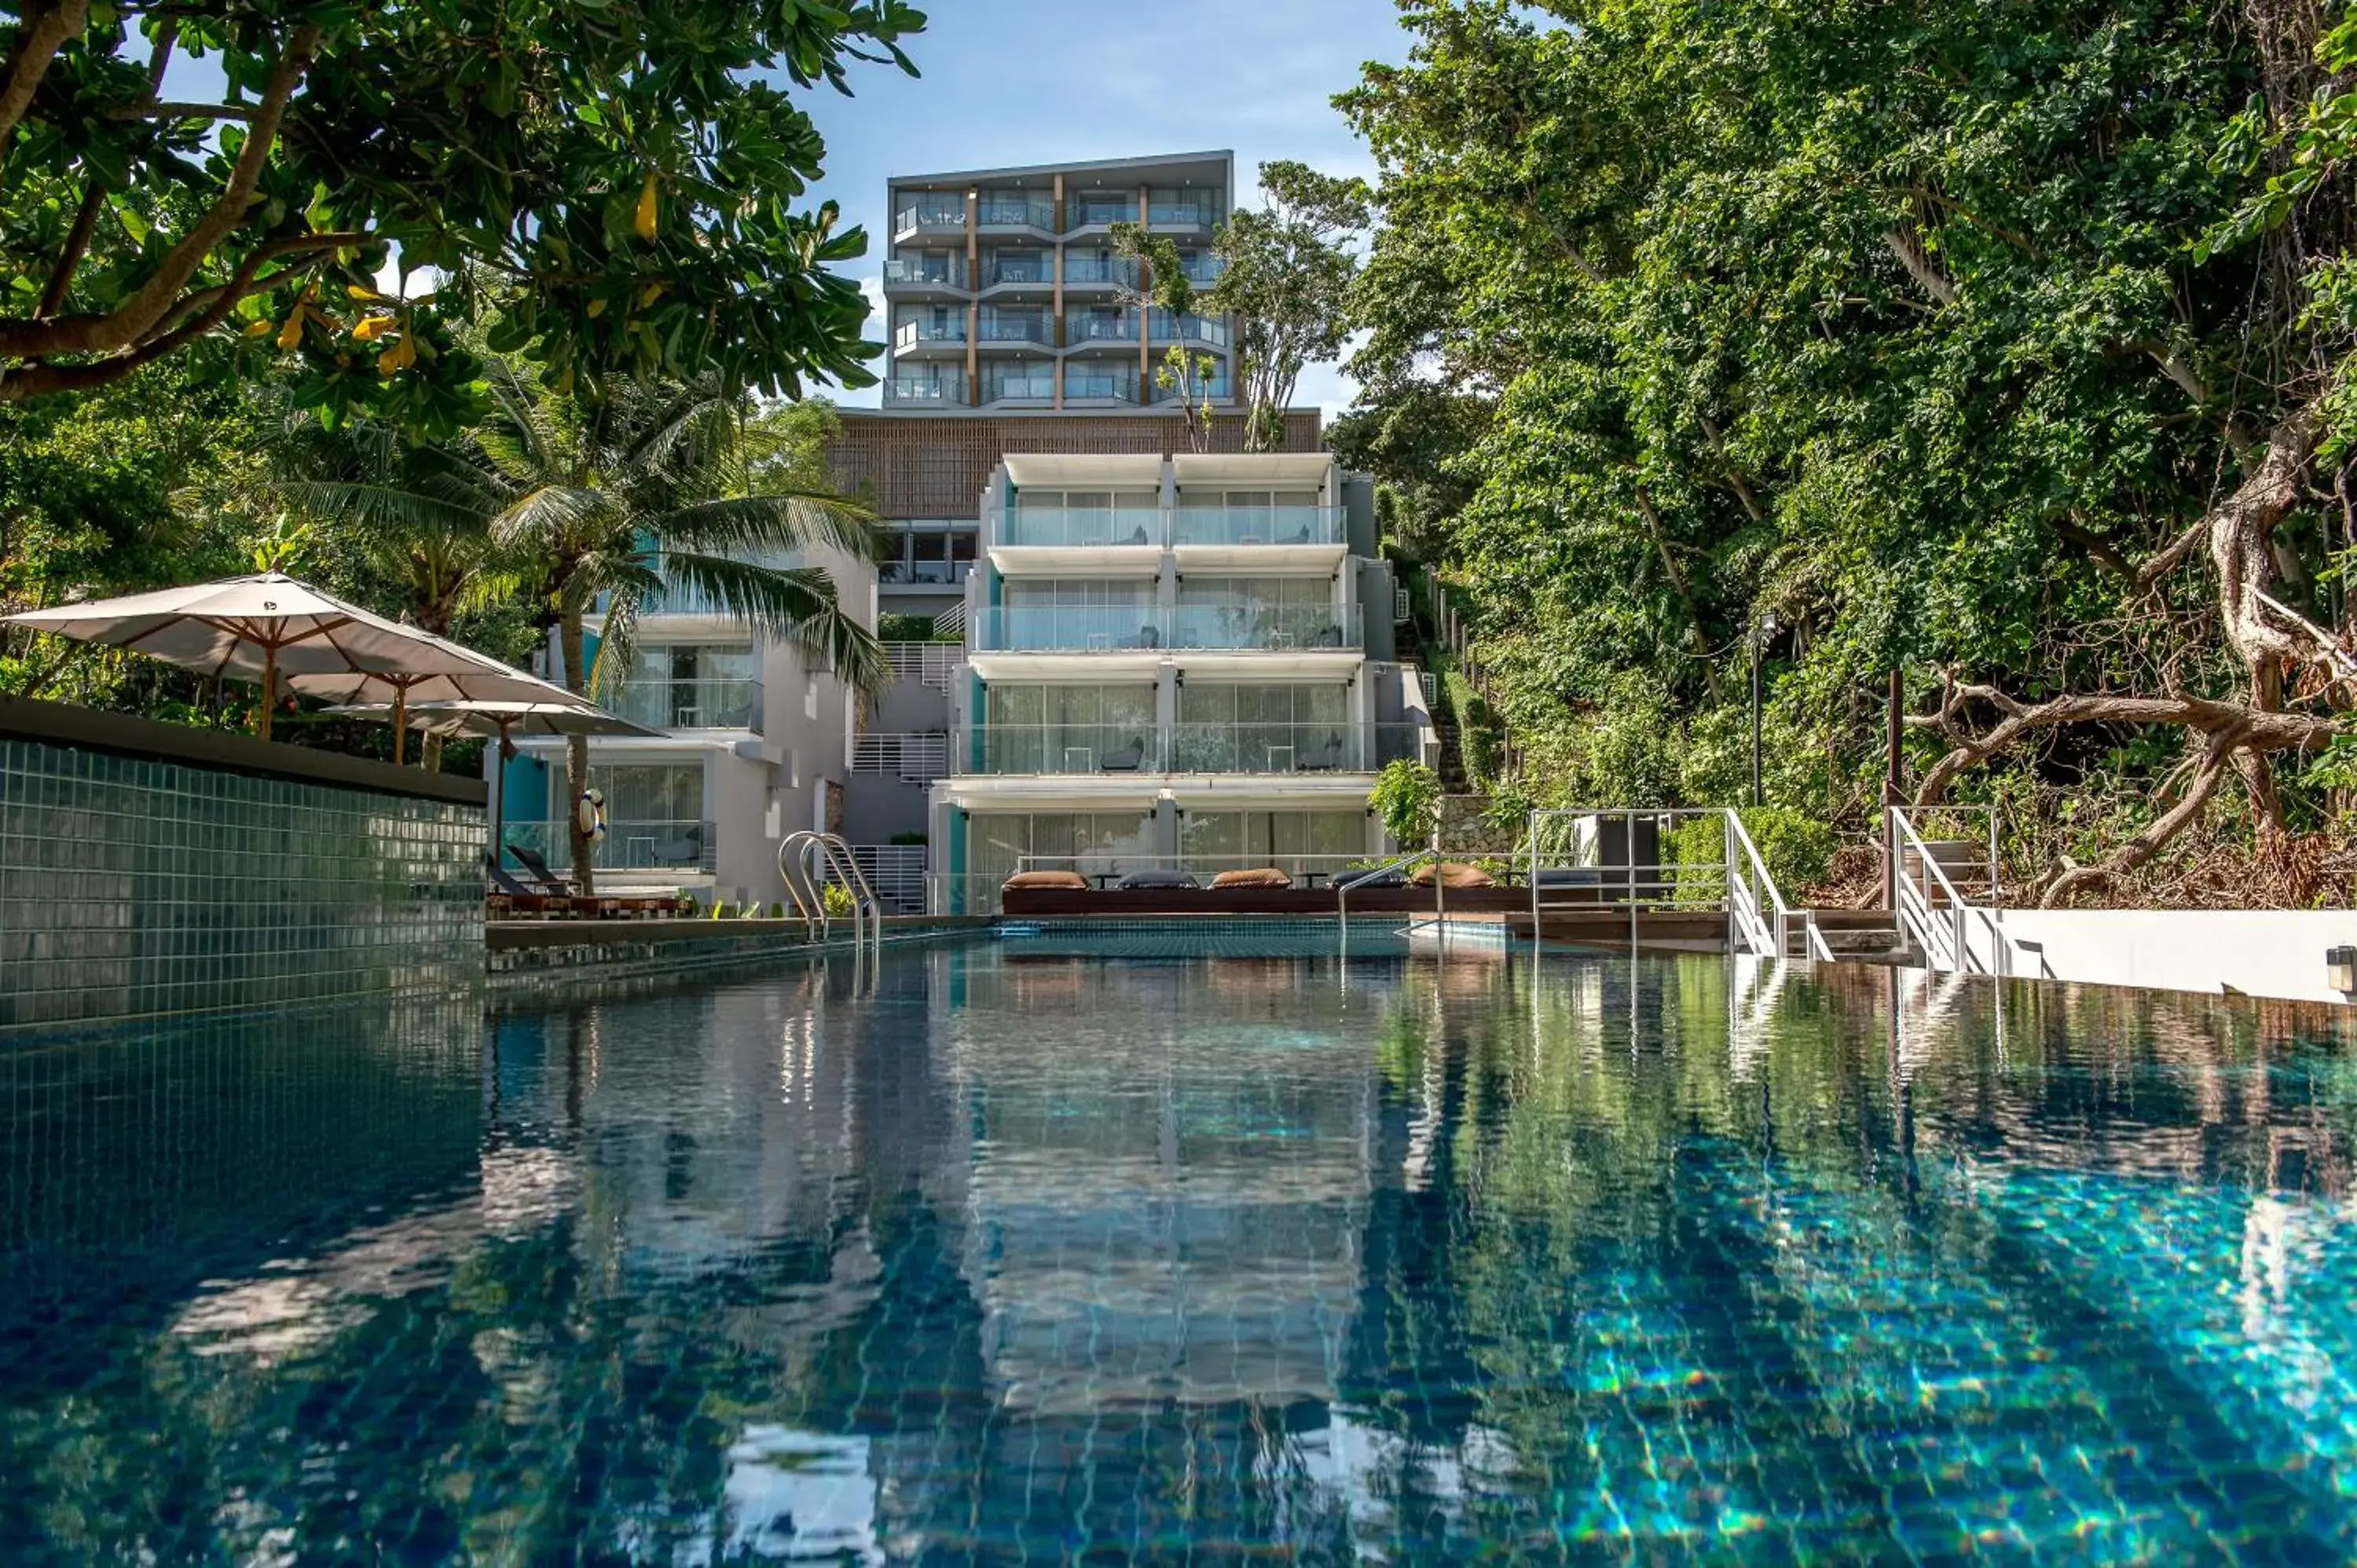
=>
[893,317,966,354]
[964,724,1162,776]
[605,676,764,732]
[1063,255,1141,288]
[976,310,1054,350]
[1065,311,1139,347]
[503,819,718,874]
[878,558,973,587]
[1148,193,1219,230]
[886,368,968,405]
[972,604,1163,653]
[1066,193,1138,229]
[892,199,966,243]
[981,368,1056,405]
[1061,367,1140,404]
[1170,506,1346,548]
[1171,600,1356,650]
[1178,253,1226,285]
[975,194,1057,230]
[1169,724,1391,774]
[999,506,1164,548]
[1153,312,1230,348]
[978,254,1054,289]
[883,255,968,291]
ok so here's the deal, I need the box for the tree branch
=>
[0,0,88,159]
[2040,727,2241,907]
[1884,225,1959,306]
[0,20,321,364]
[108,99,258,123]
[35,181,107,319]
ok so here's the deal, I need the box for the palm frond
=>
[659,553,889,694]
[275,479,491,539]
[655,492,882,563]
[489,485,622,551]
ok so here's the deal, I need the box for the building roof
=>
[1002,455,1163,488]
[889,150,1233,191]
[1171,453,1334,487]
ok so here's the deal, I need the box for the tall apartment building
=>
[921,452,1440,912]
[852,150,1278,621]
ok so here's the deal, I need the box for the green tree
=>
[0,0,922,428]
[295,365,882,888]
[1109,222,1219,449]
[1208,160,1370,452]
[1338,0,2357,906]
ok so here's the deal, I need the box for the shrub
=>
[822,882,856,919]
[1369,759,1444,846]
[889,830,929,846]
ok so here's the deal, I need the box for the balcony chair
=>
[1098,735,1147,771]
[1295,732,1347,771]
[1123,625,1161,650]
[652,826,704,867]
[508,844,577,896]
[1310,624,1347,648]
[1126,523,1152,545]
[1281,522,1315,544]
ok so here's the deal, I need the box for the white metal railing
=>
[883,641,959,690]
[1886,805,2004,974]
[852,731,948,784]
[1725,810,1791,958]
[849,844,927,912]
[1523,807,1794,955]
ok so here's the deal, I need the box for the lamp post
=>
[1749,614,1779,808]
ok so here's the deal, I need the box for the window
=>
[559,761,706,826]
[984,683,1157,772]
[1179,811,1365,874]
[617,645,760,730]
[1175,683,1351,772]
[1174,577,1340,649]
[966,811,1159,900]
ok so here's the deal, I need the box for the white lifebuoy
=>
[576,788,607,844]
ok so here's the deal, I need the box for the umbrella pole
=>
[490,721,511,869]
[258,644,277,742]
[392,686,408,766]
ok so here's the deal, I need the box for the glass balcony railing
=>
[976,196,1056,229]
[1065,313,1138,344]
[1148,200,1217,228]
[977,313,1053,343]
[894,318,966,350]
[1061,368,1140,401]
[1178,254,1226,285]
[880,558,974,586]
[980,255,1053,287]
[963,724,1161,775]
[1067,196,1137,228]
[888,370,967,403]
[893,201,966,236]
[1169,505,1346,547]
[884,255,967,288]
[981,370,1056,404]
[1170,600,1354,650]
[1170,724,1372,774]
[972,605,1164,652]
[605,676,764,732]
[1064,255,1141,286]
[1153,313,1230,347]
[503,819,718,874]
[999,506,1164,548]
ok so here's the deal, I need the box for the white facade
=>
[504,543,878,910]
[926,453,1437,911]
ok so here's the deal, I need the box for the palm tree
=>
[295,364,885,891]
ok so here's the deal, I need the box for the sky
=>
[799,0,1408,418]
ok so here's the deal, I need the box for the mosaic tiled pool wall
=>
[0,712,486,1030]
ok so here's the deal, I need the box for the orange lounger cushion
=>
[1211,868,1294,890]
[1410,861,1497,889]
[1002,870,1090,891]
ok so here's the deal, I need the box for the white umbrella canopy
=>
[3,572,582,754]
[282,628,598,763]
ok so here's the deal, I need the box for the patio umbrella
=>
[2,573,559,749]
[322,698,662,855]
[280,626,594,764]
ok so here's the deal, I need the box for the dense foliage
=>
[1336,0,2357,905]
[0,0,921,429]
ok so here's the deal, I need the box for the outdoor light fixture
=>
[2329,946,2355,992]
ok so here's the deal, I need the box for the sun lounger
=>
[1099,736,1146,771]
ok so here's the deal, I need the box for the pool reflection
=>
[0,948,2354,1560]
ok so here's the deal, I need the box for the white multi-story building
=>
[925,452,1439,911]
[494,542,878,910]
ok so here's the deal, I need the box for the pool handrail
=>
[1336,847,1442,936]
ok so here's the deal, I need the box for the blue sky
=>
[801,0,1407,416]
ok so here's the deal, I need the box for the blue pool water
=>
[4,936,2356,1562]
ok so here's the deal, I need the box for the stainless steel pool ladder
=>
[1336,847,1443,942]
[776,830,883,958]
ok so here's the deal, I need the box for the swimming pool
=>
[2,934,2354,1561]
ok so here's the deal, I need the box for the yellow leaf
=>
[243,320,273,339]
[586,297,607,318]
[352,314,397,341]
[638,281,666,308]
[556,365,576,395]
[379,334,416,375]
[277,310,306,351]
[345,284,384,302]
[635,171,659,242]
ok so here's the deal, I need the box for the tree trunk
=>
[559,610,596,896]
